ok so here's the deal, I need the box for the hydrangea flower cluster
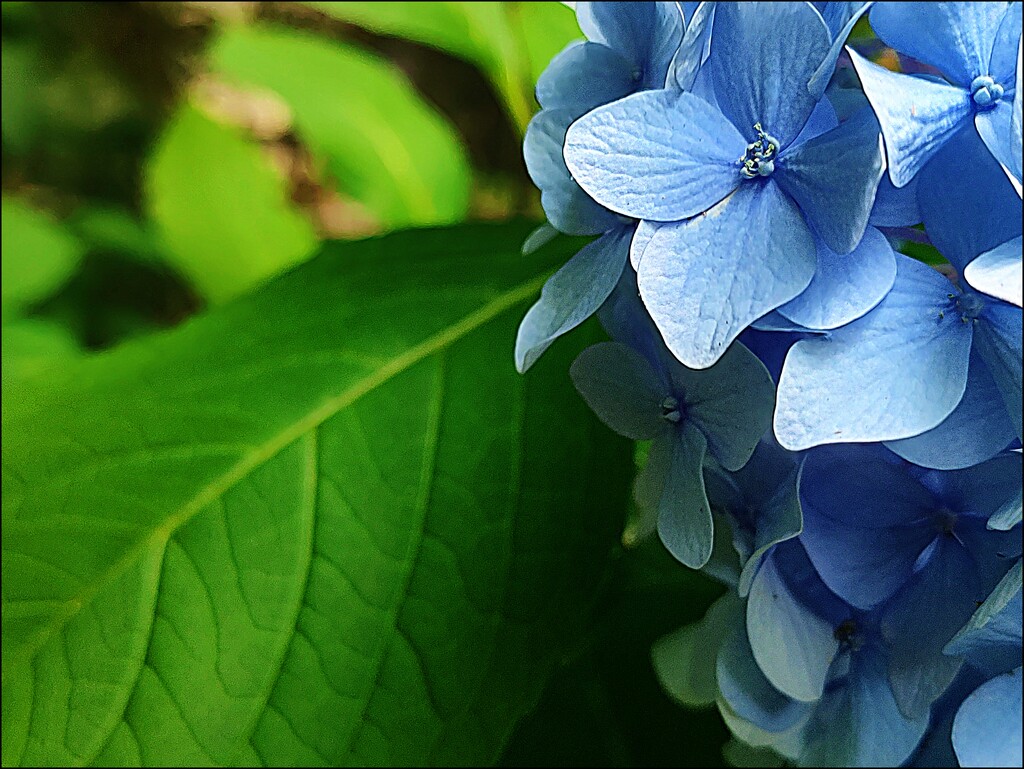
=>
[518,3,1022,766]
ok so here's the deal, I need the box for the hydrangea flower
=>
[569,271,774,568]
[848,1,1022,187]
[516,2,691,372]
[774,129,1023,459]
[562,2,886,369]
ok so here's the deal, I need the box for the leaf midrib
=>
[6,270,549,674]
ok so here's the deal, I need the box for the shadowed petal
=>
[710,2,831,147]
[808,1,874,99]
[849,48,972,187]
[638,183,816,369]
[654,422,715,569]
[576,1,684,89]
[775,254,974,449]
[564,89,747,221]
[974,301,1023,438]
[946,560,1022,676]
[535,41,636,115]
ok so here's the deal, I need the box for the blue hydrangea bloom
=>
[516,2,692,373]
[849,1,1022,187]
[563,2,886,369]
[569,270,775,568]
[775,129,1023,457]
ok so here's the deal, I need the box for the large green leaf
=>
[309,2,582,131]
[1,196,85,320]
[144,104,318,304]
[211,26,471,228]
[2,223,631,767]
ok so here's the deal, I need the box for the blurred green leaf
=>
[211,25,471,228]
[1,196,85,319]
[310,2,581,130]
[1,318,80,385]
[2,222,632,767]
[67,206,167,265]
[144,104,318,304]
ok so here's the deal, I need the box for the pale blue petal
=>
[568,340,668,440]
[630,219,660,270]
[638,182,816,370]
[524,109,621,235]
[800,643,931,768]
[989,2,1023,85]
[535,41,635,115]
[809,1,874,99]
[665,340,776,471]
[800,445,937,609]
[709,2,831,147]
[849,48,972,187]
[965,236,1023,307]
[976,101,1021,189]
[974,301,1024,438]
[516,227,631,372]
[654,593,743,707]
[656,421,715,569]
[776,107,885,253]
[918,127,1023,274]
[952,667,1024,768]
[868,173,921,227]
[521,223,559,255]
[869,2,1009,88]
[946,560,1022,676]
[717,623,813,733]
[564,89,746,221]
[672,0,715,92]
[885,349,1018,470]
[881,537,979,719]
[747,544,844,702]
[778,227,895,330]
[774,254,974,450]
[575,1,683,89]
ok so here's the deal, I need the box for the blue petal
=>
[664,340,776,471]
[868,172,921,227]
[918,127,1024,274]
[564,89,746,221]
[637,182,816,369]
[654,422,715,569]
[869,2,1009,88]
[575,1,684,89]
[737,463,802,598]
[885,348,1019,469]
[800,444,937,609]
[976,101,1021,191]
[671,0,716,92]
[535,41,636,116]
[709,2,831,147]
[776,107,884,253]
[932,452,1024,528]
[965,236,1023,307]
[774,254,974,449]
[989,1,1023,86]
[800,642,931,768]
[568,340,668,440]
[808,1,874,99]
[521,223,559,255]
[952,667,1024,768]
[778,227,896,330]
[975,300,1023,438]
[717,622,813,733]
[945,560,1022,676]
[747,543,845,702]
[524,109,622,235]
[848,49,972,187]
[517,227,631,372]
[881,537,980,719]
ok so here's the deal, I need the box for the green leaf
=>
[144,104,318,304]
[2,222,631,767]
[309,2,581,131]
[211,25,471,228]
[1,196,85,319]
[1,319,80,385]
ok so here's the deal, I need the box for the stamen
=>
[740,122,780,179]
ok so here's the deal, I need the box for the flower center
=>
[971,75,1004,109]
[660,396,682,423]
[740,123,780,179]
[833,619,865,651]
[956,290,986,322]
[936,508,959,536]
